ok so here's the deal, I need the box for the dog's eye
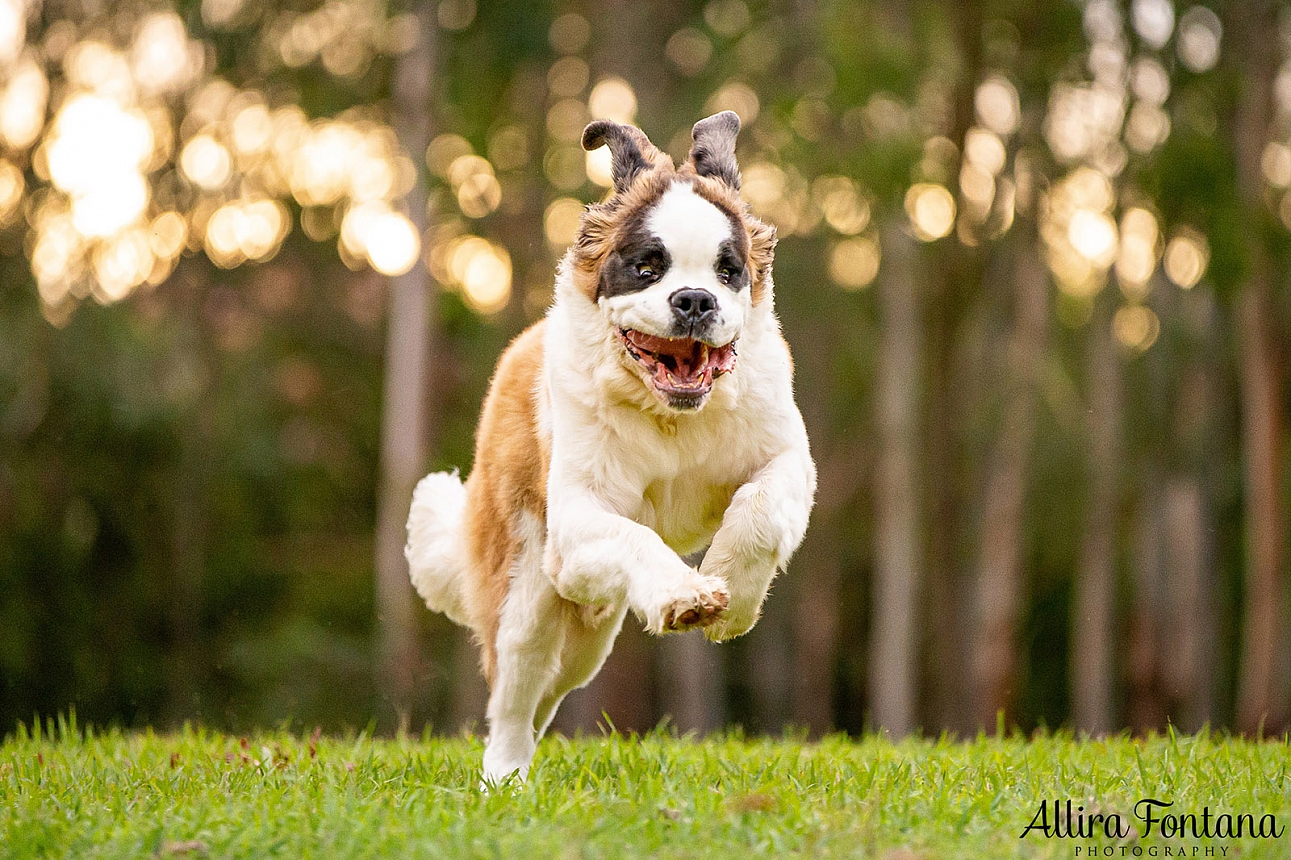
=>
[717,264,741,285]
[635,262,657,280]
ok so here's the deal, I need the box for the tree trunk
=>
[789,514,843,734]
[167,262,212,726]
[374,6,438,733]
[968,235,1049,731]
[1071,289,1123,735]
[1169,288,1224,731]
[1227,0,1290,735]
[656,631,726,734]
[1235,282,1289,733]
[1128,284,1218,733]
[926,0,985,737]
[868,224,923,737]
[1162,476,1214,731]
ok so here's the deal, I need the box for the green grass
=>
[2,719,1288,859]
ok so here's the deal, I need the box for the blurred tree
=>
[870,221,923,737]
[373,0,438,732]
[1224,0,1290,735]
[1072,284,1124,734]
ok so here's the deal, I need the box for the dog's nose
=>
[670,288,717,326]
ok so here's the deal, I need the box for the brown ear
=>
[582,120,662,193]
[686,110,742,190]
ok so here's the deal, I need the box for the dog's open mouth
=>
[617,328,736,406]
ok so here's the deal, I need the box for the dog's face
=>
[574,112,775,412]
[600,183,749,409]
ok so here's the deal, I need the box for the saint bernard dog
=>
[405,111,816,783]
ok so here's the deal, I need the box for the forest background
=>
[1,0,1288,742]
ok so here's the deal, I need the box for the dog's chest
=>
[636,476,737,555]
[626,418,758,553]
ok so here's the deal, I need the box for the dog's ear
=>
[686,111,742,190]
[582,120,665,194]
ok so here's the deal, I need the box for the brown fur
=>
[461,321,549,682]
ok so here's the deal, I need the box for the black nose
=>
[669,288,717,326]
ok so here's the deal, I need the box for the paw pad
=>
[662,586,728,632]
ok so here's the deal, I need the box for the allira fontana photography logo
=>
[1020,798,1284,856]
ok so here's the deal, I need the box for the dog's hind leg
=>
[481,512,565,784]
[533,603,627,740]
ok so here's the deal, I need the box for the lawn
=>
[2,719,1287,859]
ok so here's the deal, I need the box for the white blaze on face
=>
[645,183,733,279]
[602,181,747,346]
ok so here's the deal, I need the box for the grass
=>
[2,718,1288,859]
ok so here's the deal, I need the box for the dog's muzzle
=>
[617,327,737,410]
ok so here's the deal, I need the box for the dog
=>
[405,111,816,783]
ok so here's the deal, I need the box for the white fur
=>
[405,471,471,627]
[409,179,816,785]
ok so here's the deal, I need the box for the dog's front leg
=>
[700,441,817,642]
[547,487,729,635]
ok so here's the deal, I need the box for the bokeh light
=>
[1261,142,1291,188]
[363,210,420,276]
[828,236,880,290]
[1113,303,1160,352]
[548,13,591,55]
[548,56,589,98]
[46,94,154,238]
[181,134,233,191]
[0,0,26,65]
[544,197,584,247]
[0,57,48,149]
[1041,167,1119,297]
[1163,228,1209,288]
[705,0,751,37]
[1115,207,1160,298]
[812,175,870,235]
[437,234,512,313]
[666,28,712,77]
[1068,209,1117,267]
[0,0,1240,329]
[705,81,760,124]
[1177,6,1222,73]
[131,12,201,97]
[1130,0,1174,50]
[905,183,956,241]
[8,2,428,312]
[585,145,613,188]
[975,77,1020,137]
[588,77,637,124]
[0,158,23,224]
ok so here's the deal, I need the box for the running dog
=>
[406,111,816,783]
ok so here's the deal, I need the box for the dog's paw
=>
[703,604,759,642]
[481,745,530,788]
[653,575,729,633]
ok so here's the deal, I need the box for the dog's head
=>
[570,111,776,412]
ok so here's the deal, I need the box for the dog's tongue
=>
[623,331,705,380]
[622,329,736,387]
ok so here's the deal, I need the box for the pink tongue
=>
[625,331,704,379]
[623,330,734,386]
